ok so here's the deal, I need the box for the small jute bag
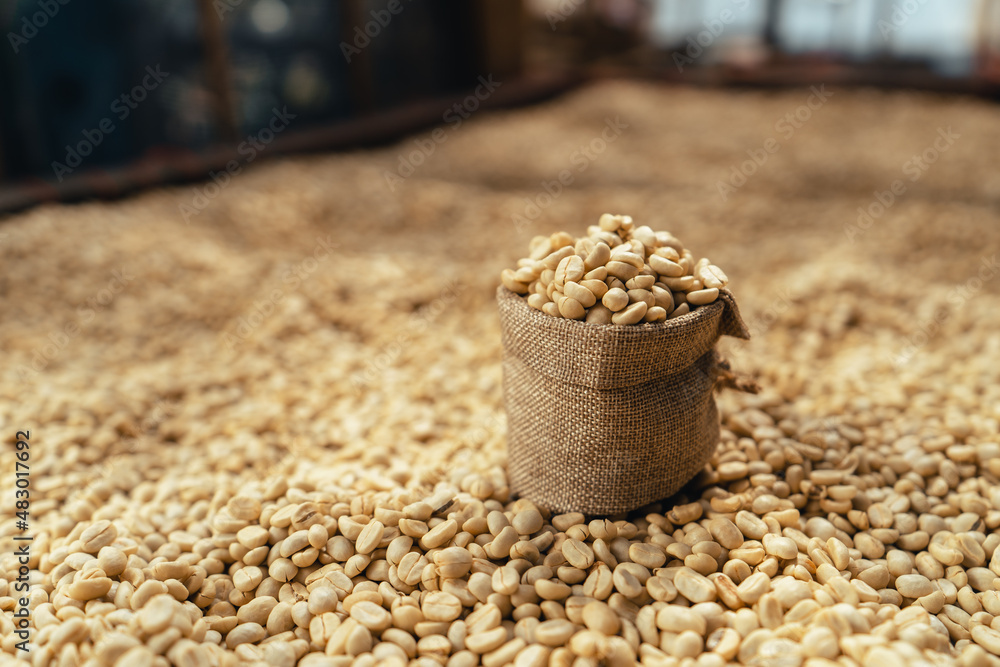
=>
[497,286,751,516]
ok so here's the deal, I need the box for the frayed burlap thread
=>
[498,286,750,516]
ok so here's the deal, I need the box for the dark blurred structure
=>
[0,0,534,209]
[2,0,1000,212]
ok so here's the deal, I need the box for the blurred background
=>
[1,0,999,213]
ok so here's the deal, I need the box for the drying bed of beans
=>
[1,81,1000,667]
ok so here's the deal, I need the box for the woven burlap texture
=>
[498,286,750,516]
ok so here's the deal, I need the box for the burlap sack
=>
[497,286,750,516]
